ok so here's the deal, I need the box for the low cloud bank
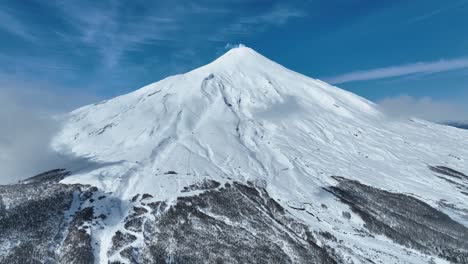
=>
[0,81,98,184]
[378,95,468,123]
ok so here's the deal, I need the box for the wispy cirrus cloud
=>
[248,5,305,26]
[213,5,305,40]
[50,1,181,69]
[0,8,34,40]
[50,1,298,67]
[408,0,468,23]
[45,1,306,69]
[1,0,307,74]
[325,57,468,84]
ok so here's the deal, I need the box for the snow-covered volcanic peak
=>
[53,46,383,195]
[50,46,468,262]
[54,45,468,210]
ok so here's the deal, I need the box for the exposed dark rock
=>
[109,231,137,256]
[429,166,467,180]
[181,179,221,193]
[147,90,161,97]
[94,123,116,135]
[130,206,148,218]
[319,231,337,242]
[288,202,305,211]
[204,73,215,81]
[342,211,351,219]
[98,213,107,220]
[124,217,144,233]
[141,193,154,200]
[164,170,178,175]
[120,246,140,263]
[326,176,468,263]
[147,201,168,213]
[76,206,94,223]
[223,96,233,107]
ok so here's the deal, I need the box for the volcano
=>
[1,46,467,264]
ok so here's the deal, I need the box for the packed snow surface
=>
[52,47,468,263]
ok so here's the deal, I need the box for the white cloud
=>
[0,77,98,184]
[326,57,468,84]
[0,92,61,184]
[378,95,468,122]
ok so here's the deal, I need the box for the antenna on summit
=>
[224,43,246,50]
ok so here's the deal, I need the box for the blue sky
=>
[1,0,468,120]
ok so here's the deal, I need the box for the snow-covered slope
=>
[4,46,468,263]
[54,46,467,206]
[53,46,383,198]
